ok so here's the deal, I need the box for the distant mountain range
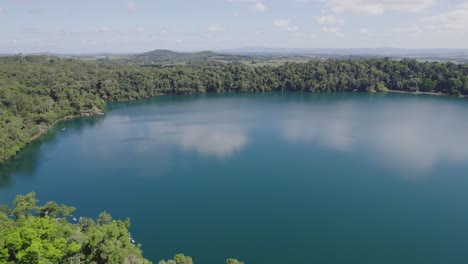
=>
[3,48,468,63]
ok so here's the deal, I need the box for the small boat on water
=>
[61,128,66,131]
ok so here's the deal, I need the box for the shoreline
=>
[386,90,464,98]
[28,115,75,142]
[1,109,104,165]
[29,109,105,142]
[1,89,465,165]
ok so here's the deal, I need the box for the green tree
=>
[226,258,245,264]
[0,193,151,264]
[12,192,38,219]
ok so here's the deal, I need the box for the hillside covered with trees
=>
[104,49,250,66]
[0,55,467,163]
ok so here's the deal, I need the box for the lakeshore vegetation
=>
[0,55,467,163]
[0,192,150,263]
[0,193,245,264]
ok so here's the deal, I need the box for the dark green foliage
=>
[226,259,245,264]
[12,192,38,220]
[97,211,113,225]
[37,201,76,218]
[158,254,193,264]
[0,192,151,264]
[157,254,245,264]
[1,55,467,164]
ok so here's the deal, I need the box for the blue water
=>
[2,92,468,263]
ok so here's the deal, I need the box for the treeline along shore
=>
[1,55,467,163]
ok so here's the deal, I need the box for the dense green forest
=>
[0,55,467,163]
[0,192,150,263]
[0,193,245,264]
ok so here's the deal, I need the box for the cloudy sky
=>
[0,0,467,53]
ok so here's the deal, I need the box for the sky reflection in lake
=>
[85,94,468,176]
[4,93,468,264]
[281,97,468,175]
[84,98,253,163]
[94,94,468,177]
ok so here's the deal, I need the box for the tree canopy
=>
[0,192,150,264]
[0,192,246,264]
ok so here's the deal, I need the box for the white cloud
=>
[273,19,299,31]
[420,3,468,33]
[273,19,289,28]
[315,15,344,25]
[359,28,369,34]
[126,1,139,13]
[316,15,344,34]
[320,0,435,16]
[229,0,267,13]
[207,24,224,32]
[252,2,267,12]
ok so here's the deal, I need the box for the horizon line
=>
[3,47,468,56]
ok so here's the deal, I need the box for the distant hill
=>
[105,49,248,65]
[134,49,215,63]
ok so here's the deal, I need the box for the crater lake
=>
[2,92,468,264]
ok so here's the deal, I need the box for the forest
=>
[0,192,150,263]
[0,192,245,264]
[0,55,467,164]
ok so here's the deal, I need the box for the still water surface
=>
[2,93,468,263]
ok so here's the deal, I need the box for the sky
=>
[0,0,467,53]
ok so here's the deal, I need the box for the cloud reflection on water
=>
[177,124,247,157]
[281,99,468,175]
[108,107,251,159]
[283,102,357,151]
[89,95,468,176]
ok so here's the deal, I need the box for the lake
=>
[2,92,468,264]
